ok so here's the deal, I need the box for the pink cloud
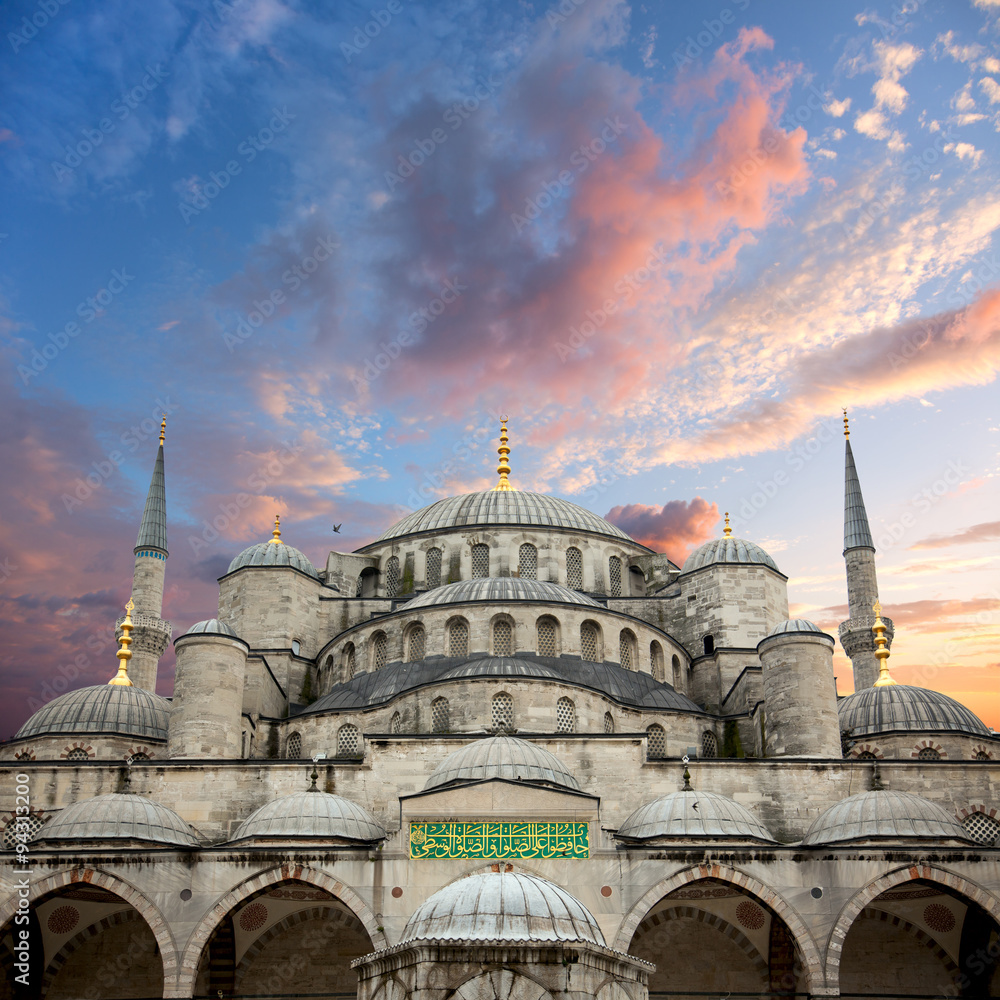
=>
[604,498,719,564]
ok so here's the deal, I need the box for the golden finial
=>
[843,408,850,440]
[871,599,896,687]
[723,512,732,537]
[269,514,282,545]
[108,599,135,687]
[492,416,515,492]
[159,415,166,446]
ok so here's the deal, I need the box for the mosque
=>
[1,415,998,1000]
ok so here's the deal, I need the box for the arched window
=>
[963,811,1000,845]
[604,712,614,734]
[703,634,715,655]
[385,556,400,598]
[3,813,44,850]
[431,697,450,733]
[343,644,356,681]
[14,751,33,762]
[337,724,360,757]
[425,547,442,589]
[357,566,378,598]
[975,750,992,761]
[492,618,513,657]
[646,724,666,759]
[371,632,388,671]
[619,629,636,670]
[536,616,558,657]
[287,732,302,758]
[566,547,583,590]
[518,543,537,579]
[608,556,622,596]
[471,543,490,577]
[580,621,600,662]
[556,697,575,733]
[917,746,941,760]
[701,731,718,758]
[129,752,150,761]
[671,654,682,688]
[492,692,514,732]
[650,641,664,681]
[448,618,469,657]
[291,638,301,655]
[405,624,426,662]
[65,748,89,761]
[390,712,401,734]
[856,750,877,760]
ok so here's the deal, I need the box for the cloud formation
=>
[604,498,719,564]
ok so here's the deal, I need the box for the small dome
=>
[400,871,605,945]
[424,736,580,791]
[15,685,169,742]
[839,684,990,738]
[227,541,318,579]
[402,578,601,610]
[682,537,780,574]
[230,791,386,843]
[181,619,240,638]
[616,791,776,843]
[801,789,971,845]
[36,793,198,847]
[767,619,826,637]
[371,490,636,545]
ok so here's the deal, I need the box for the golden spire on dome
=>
[492,416,515,492]
[108,600,135,686]
[269,514,283,545]
[843,408,850,440]
[871,599,897,687]
[723,512,732,537]
[159,415,166,446]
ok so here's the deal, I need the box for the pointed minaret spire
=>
[837,411,893,691]
[120,419,173,692]
[492,416,515,492]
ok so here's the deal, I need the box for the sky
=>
[0,0,998,739]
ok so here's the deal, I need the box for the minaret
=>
[118,417,173,692]
[837,411,892,691]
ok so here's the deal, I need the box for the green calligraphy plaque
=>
[409,821,589,859]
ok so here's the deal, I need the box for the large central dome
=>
[367,489,637,545]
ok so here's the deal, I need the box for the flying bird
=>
[333,523,342,533]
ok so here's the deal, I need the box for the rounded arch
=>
[446,615,470,657]
[613,863,823,992]
[825,863,1000,985]
[404,621,426,662]
[177,863,387,996]
[0,867,178,985]
[490,613,515,657]
[535,614,560,657]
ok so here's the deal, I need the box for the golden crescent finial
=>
[108,599,135,686]
[269,514,282,544]
[159,415,166,446]
[872,599,896,687]
[843,408,850,440]
[723,512,732,537]
[492,416,515,492]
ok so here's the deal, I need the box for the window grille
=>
[406,625,426,662]
[580,622,599,662]
[646,724,666,758]
[385,556,400,597]
[66,748,89,761]
[964,812,1000,845]
[372,633,388,671]
[287,733,302,759]
[537,618,557,657]
[975,751,991,761]
[390,712,401,734]
[344,644,356,680]
[492,693,514,731]
[650,642,664,681]
[917,746,940,760]
[472,543,490,577]
[448,619,469,657]
[337,725,360,756]
[14,751,32,762]
[431,697,450,733]
[519,543,537,579]
[130,751,150,761]
[856,750,877,760]
[493,619,513,657]
[701,731,718,758]
[619,631,634,670]
[355,575,363,597]
[566,547,583,589]
[604,712,614,734]
[556,697,575,733]
[426,548,442,588]
[609,557,622,596]
[3,814,44,850]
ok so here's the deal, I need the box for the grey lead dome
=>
[400,872,605,945]
[36,793,198,847]
[616,790,776,843]
[181,619,240,638]
[230,791,386,843]
[767,619,828,637]
[402,577,602,610]
[424,735,581,791]
[681,537,780,574]
[15,685,170,742]
[227,540,319,578]
[838,684,991,738]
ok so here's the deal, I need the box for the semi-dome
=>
[402,577,602,609]
[181,619,240,638]
[801,789,971,845]
[682,537,780,574]
[35,793,198,847]
[838,684,991,738]
[368,490,638,545]
[616,790,776,843]
[230,791,386,843]
[400,871,605,945]
[15,685,169,742]
[424,735,580,791]
[767,618,827,637]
